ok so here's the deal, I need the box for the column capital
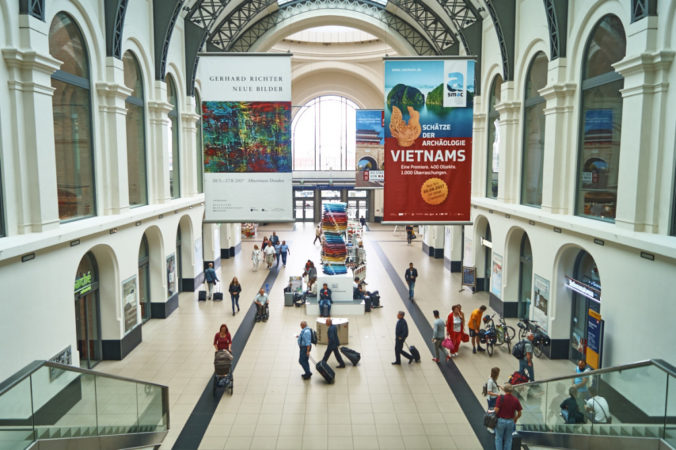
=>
[180,111,200,125]
[96,81,133,100]
[2,47,61,75]
[147,100,173,115]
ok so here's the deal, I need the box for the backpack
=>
[482,382,488,396]
[310,328,317,345]
[509,371,529,385]
[512,340,527,360]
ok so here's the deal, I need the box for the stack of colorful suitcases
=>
[321,203,348,274]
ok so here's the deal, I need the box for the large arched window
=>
[577,15,626,221]
[167,76,181,198]
[195,90,203,193]
[521,52,548,207]
[123,51,147,206]
[292,95,357,170]
[49,13,96,221]
[486,76,502,198]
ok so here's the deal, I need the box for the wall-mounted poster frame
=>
[462,266,476,289]
[122,275,138,334]
[166,254,176,298]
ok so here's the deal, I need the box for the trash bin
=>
[284,291,295,306]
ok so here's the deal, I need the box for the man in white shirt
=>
[585,389,611,423]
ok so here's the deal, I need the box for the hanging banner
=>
[490,252,503,298]
[355,110,385,188]
[586,309,604,369]
[383,57,475,224]
[198,53,293,222]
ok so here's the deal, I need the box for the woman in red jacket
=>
[446,304,465,359]
[213,324,232,352]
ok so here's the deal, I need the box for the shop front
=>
[74,252,101,369]
[566,250,601,363]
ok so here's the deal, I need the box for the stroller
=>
[213,350,234,396]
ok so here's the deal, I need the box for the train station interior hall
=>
[1,1,676,449]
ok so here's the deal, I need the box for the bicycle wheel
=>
[518,326,528,341]
[487,340,494,356]
[504,326,515,353]
[533,341,544,358]
[495,327,505,346]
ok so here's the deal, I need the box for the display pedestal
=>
[316,273,353,301]
[305,300,365,316]
[315,318,348,345]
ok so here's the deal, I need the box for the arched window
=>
[123,51,147,206]
[577,15,626,221]
[521,52,548,207]
[486,76,502,198]
[195,90,203,193]
[292,95,357,170]
[49,13,96,221]
[167,76,181,198]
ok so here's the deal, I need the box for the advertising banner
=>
[166,254,176,298]
[355,110,385,188]
[122,276,138,333]
[383,58,475,224]
[198,54,293,222]
[490,252,502,298]
[586,309,604,369]
[533,274,550,332]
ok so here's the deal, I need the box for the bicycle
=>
[479,321,498,356]
[493,316,516,353]
[517,318,550,358]
[517,318,539,340]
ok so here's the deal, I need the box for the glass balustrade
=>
[0,361,168,450]
[512,359,675,444]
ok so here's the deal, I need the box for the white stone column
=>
[147,81,172,204]
[613,17,674,232]
[471,109,487,197]
[494,82,521,204]
[96,57,132,215]
[2,16,62,232]
[539,58,576,215]
[181,95,200,197]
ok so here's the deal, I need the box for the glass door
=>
[294,189,315,221]
[75,292,101,369]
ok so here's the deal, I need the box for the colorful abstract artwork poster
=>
[202,101,291,173]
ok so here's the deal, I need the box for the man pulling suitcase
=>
[322,318,346,369]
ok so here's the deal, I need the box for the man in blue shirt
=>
[405,263,418,301]
[432,310,446,363]
[298,321,313,379]
[322,318,346,368]
[573,360,592,399]
[204,262,219,300]
[319,283,332,317]
[280,241,290,267]
[393,311,413,365]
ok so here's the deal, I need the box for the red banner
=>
[384,137,472,222]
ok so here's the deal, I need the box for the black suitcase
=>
[315,359,335,384]
[364,296,372,312]
[340,347,361,366]
[408,344,421,362]
[213,292,223,301]
[370,291,380,307]
[198,290,207,301]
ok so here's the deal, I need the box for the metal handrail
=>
[0,360,167,397]
[513,359,674,388]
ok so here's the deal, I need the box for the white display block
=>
[315,318,349,345]
[316,273,353,302]
[306,301,365,316]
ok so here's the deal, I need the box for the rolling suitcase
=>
[198,290,207,301]
[213,284,223,301]
[312,358,335,384]
[364,295,372,312]
[407,344,421,362]
[340,347,361,366]
[369,291,380,308]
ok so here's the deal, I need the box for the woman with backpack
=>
[485,367,502,409]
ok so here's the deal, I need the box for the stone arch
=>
[78,244,119,342]
[141,225,165,317]
[472,214,492,290]
[514,39,550,101]
[122,37,154,101]
[504,226,532,318]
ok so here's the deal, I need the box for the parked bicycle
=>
[517,318,551,358]
[479,319,498,356]
[483,314,516,354]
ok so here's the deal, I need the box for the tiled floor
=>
[96,222,574,449]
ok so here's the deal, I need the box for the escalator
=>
[512,359,675,449]
[0,360,168,450]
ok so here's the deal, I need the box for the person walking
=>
[494,383,522,450]
[392,311,413,365]
[405,224,414,244]
[204,262,219,300]
[274,241,282,268]
[298,321,313,379]
[261,236,270,251]
[431,310,446,363]
[228,277,242,315]
[573,360,592,399]
[520,333,535,381]
[280,240,290,267]
[313,224,322,245]
[213,324,232,352]
[270,231,280,246]
[319,283,332,317]
[359,216,366,229]
[251,244,262,271]
[486,367,501,409]
[322,318,346,368]
[469,305,487,353]
[264,242,276,269]
[446,304,465,359]
[404,262,418,301]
